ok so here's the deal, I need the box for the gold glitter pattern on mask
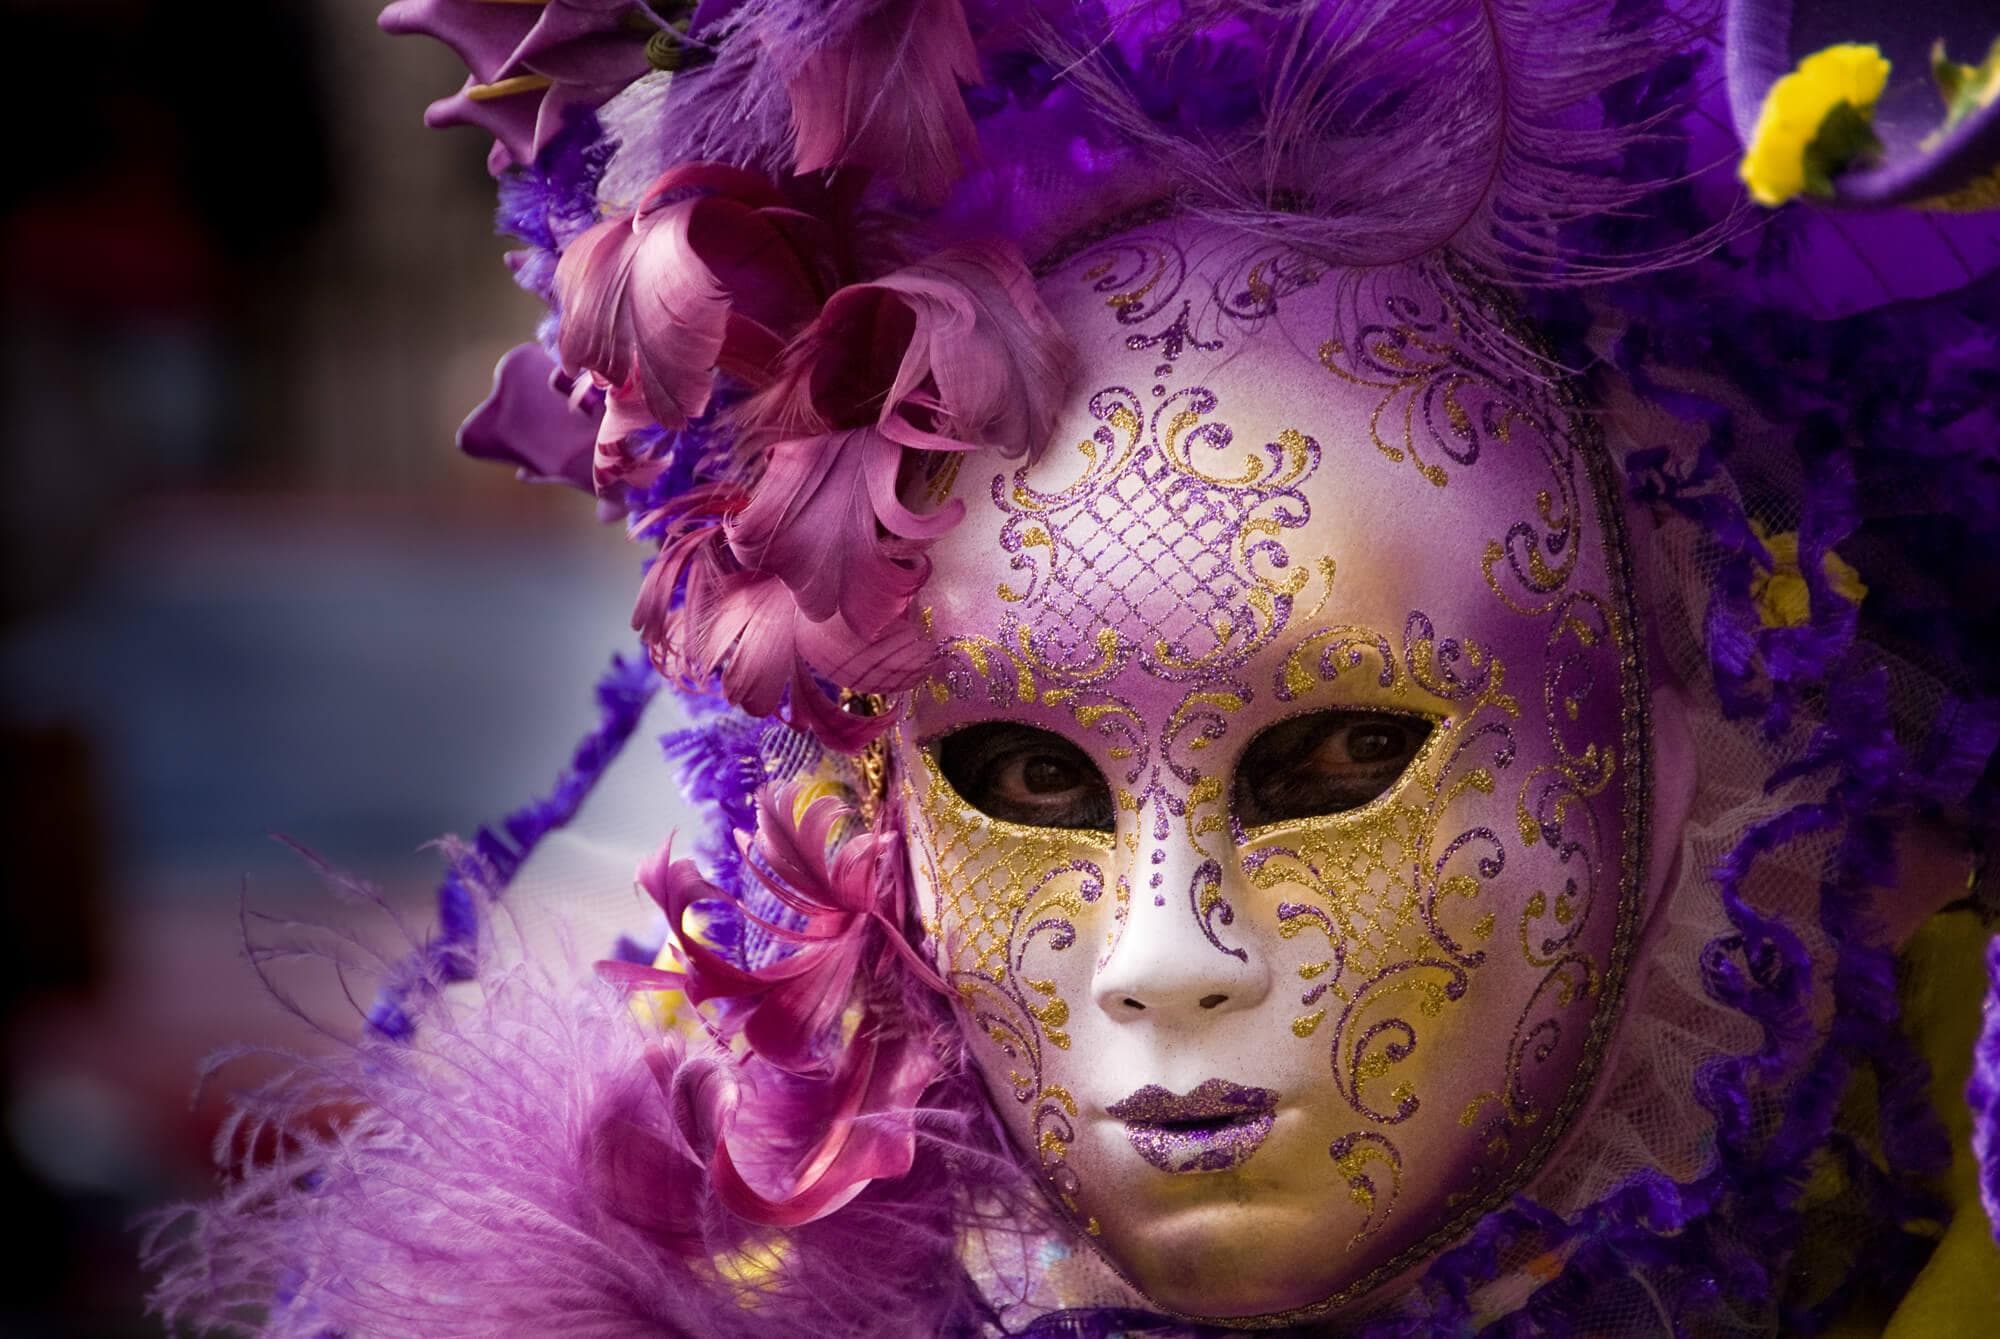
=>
[1249,617,1519,1125]
[906,748,1111,991]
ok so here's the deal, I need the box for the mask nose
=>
[1092,827,1271,1021]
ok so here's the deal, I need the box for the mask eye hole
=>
[935,722,1116,833]
[1232,709,1437,829]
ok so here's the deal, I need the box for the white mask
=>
[894,217,1656,1323]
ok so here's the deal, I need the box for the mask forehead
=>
[897,218,1649,1322]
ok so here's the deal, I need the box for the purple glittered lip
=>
[1106,1079,1279,1174]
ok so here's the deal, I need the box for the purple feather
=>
[1024,0,1735,281]
[143,855,1040,1339]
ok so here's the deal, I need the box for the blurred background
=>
[0,3,650,1332]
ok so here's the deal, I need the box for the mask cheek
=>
[899,747,1123,1223]
[901,753,1116,1046]
[1241,800,1446,1042]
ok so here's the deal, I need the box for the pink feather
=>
[636,786,909,1075]
[622,785,948,1226]
[718,241,1069,662]
[553,164,833,492]
[755,239,1073,454]
[631,493,930,747]
[786,0,984,203]
[727,426,957,634]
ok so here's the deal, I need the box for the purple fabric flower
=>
[380,0,667,173]
[458,342,602,492]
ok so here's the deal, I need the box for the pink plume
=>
[553,164,831,492]
[762,240,1073,456]
[633,785,912,1075]
[711,1027,942,1226]
[617,785,947,1227]
[633,492,935,745]
[728,426,959,634]
[786,0,983,203]
[718,241,1068,665]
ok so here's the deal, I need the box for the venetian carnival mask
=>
[892,217,1655,1323]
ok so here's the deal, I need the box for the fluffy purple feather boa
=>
[142,858,1037,1338]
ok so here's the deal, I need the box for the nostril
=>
[1122,997,1146,1011]
[1198,993,1228,1010]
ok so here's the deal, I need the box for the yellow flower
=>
[1749,523,1867,629]
[1739,43,1892,206]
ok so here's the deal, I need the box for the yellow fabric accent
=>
[1739,43,1891,206]
[1749,521,1866,629]
[1877,912,2000,1335]
[631,936,694,1033]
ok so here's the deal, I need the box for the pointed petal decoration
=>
[458,342,602,491]
[381,0,664,172]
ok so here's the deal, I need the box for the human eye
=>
[934,722,1116,832]
[1231,709,1436,829]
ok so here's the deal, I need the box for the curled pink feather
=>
[553,164,830,491]
[707,1026,940,1226]
[602,784,946,1227]
[628,784,935,1073]
[634,490,933,745]
[786,0,983,204]
[723,241,1071,676]
[752,239,1073,456]
[601,214,1069,744]
[730,426,959,634]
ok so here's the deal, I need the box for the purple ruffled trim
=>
[366,647,659,1041]
[1973,930,2000,1248]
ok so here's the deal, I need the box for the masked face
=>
[892,218,1651,1323]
